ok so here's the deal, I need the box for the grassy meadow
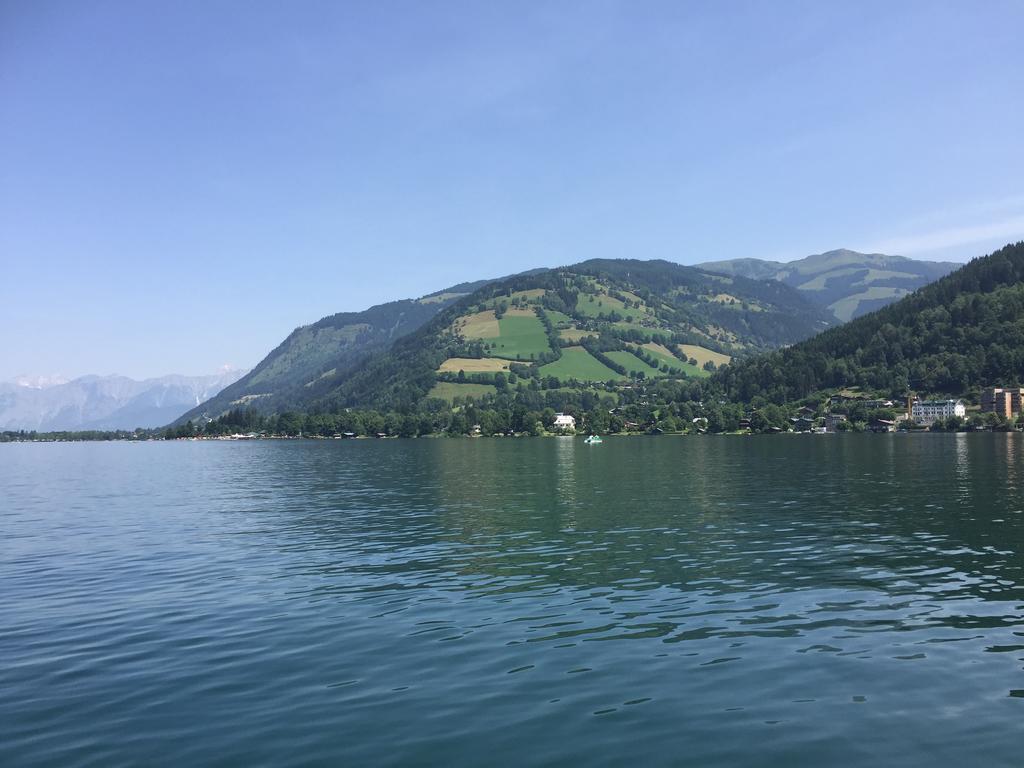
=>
[605,350,662,377]
[487,314,551,360]
[539,346,622,382]
[437,357,511,373]
[427,382,497,402]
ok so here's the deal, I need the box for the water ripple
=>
[2,435,1024,766]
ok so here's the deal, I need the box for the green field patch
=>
[427,382,497,402]
[606,350,663,377]
[641,341,679,359]
[575,289,658,321]
[577,294,622,319]
[640,343,687,371]
[539,346,623,382]
[487,314,552,360]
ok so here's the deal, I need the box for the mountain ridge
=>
[697,249,959,321]
[175,251,965,429]
[714,241,1024,404]
[173,275,532,424]
[304,258,835,414]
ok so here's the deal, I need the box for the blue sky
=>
[2,1,1023,380]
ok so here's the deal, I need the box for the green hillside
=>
[715,242,1024,403]
[308,258,835,413]
[174,281,493,424]
[698,249,958,321]
[179,242,1024,440]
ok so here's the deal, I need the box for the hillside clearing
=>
[632,344,705,377]
[678,344,732,367]
[828,286,905,322]
[454,310,501,339]
[487,315,551,360]
[539,346,622,382]
[437,357,510,373]
[605,350,662,377]
[559,328,590,342]
[544,309,574,326]
[427,382,497,402]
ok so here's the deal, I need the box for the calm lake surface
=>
[3,435,1024,766]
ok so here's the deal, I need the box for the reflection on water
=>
[2,435,1023,766]
[555,436,578,529]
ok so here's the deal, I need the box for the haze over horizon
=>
[3,1,1023,380]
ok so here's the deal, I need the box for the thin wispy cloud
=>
[858,200,1024,259]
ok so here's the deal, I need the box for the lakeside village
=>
[4,386,1024,443]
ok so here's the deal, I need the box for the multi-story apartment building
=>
[981,387,1024,419]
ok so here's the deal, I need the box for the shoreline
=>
[4,428,1022,444]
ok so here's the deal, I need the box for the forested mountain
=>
[0,370,245,431]
[698,249,958,321]
[302,258,835,414]
[176,281,495,423]
[715,242,1024,403]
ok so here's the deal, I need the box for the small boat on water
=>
[584,434,603,444]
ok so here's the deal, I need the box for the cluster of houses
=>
[783,394,965,433]
[545,388,1024,437]
[789,387,1024,433]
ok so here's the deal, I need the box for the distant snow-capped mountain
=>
[0,369,247,431]
[11,374,71,389]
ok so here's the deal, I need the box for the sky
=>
[2,1,1023,380]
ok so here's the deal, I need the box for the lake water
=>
[3,435,1024,766]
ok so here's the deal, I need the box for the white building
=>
[552,413,576,431]
[911,399,965,425]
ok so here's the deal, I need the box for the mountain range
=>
[697,249,959,321]
[0,369,246,432]
[175,249,966,426]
